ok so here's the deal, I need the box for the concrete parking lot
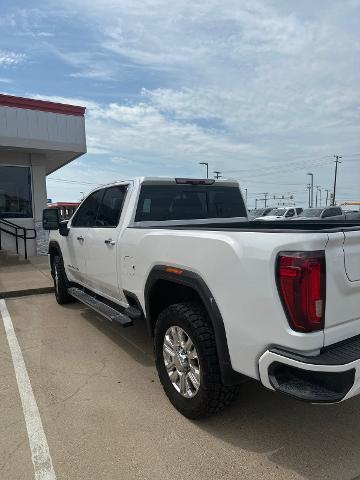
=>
[1,293,360,480]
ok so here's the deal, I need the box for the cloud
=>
[86,100,265,170]
[111,156,134,166]
[17,0,358,204]
[0,50,26,67]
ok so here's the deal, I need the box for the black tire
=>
[52,255,74,305]
[154,301,239,419]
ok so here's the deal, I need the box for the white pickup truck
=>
[43,177,360,419]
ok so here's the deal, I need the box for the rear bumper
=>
[259,334,360,403]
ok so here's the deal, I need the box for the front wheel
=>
[52,255,74,305]
[154,302,239,419]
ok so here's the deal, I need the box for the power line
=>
[226,155,334,176]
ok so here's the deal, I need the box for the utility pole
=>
[332,155,342,205]
[307,173,314,208]
[307,184,311,208]
[259,193,269,208]
[199,162,209,179]
[255,198,258,209]
[245,188,248,203]
[317,186,322,206]
[213,171,222,179]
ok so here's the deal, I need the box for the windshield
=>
[267,208,286,216]
[300,208,323,217]
[251,209,265,216]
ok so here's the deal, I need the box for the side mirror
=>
[59,221,70,237]
[43,208,60,230]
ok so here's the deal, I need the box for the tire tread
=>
[155,301,239,418]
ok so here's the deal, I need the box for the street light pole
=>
[245,188,248,204]
[213,171,222,179]
[307,184,311,208]
[199,162,209,179]
[332,155,342,206]
[318,187,322,206]
[325,189,330,206]
[307,173,314,208]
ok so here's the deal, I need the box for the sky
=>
[0,0,359,208]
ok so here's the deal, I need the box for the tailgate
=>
[324,230,360,345]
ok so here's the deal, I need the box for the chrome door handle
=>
[77,236,84,241]
[104,239,115,245]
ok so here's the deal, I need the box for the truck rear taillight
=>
[276,251,326,333]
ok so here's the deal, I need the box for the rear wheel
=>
[154,301,239,419]
[52,255,74,305]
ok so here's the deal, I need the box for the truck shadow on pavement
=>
[198,380,360,480]
[76,305,155,367]
[65,303,360,480]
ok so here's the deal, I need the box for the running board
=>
[68,287,133,327]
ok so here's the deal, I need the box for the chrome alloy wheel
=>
[163,326,201,398]
[54,264,59,295]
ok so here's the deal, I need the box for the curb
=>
[0,287,54,299]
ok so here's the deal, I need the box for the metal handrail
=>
[0,218,25,228]
[0,218,36,260]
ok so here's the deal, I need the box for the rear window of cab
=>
[135,185,247,222]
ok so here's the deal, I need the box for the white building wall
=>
[0,106,86,155]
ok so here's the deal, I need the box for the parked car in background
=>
[256,206,303,220]
[331,211,360,221]
[296,207,344,220]
[248,207,272,220]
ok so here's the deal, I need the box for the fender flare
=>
[144,265,246,385]
[48,241,63,273]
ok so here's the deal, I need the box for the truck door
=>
[62,189,102,284]
[84,184,129,302]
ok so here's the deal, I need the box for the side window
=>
[95,185,127,227]
[71,190,103,227]
[296,208,303,215]
[323,208,338,218]
[323,207,343,218]
[285,209,295,217]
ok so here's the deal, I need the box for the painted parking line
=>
[0,299,56,480]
